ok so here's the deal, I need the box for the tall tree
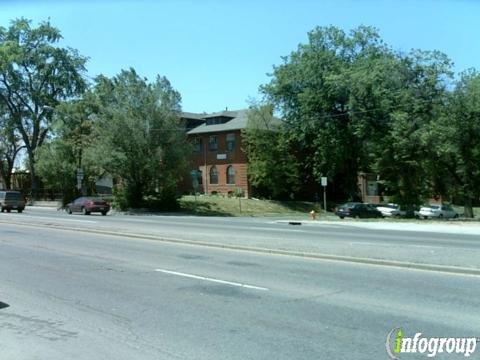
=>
[89,69,189,209]
[0,106,24,189]
[431,70,480,217]
[373,50,453,213]
[0,18,87,197]
[36,96,98,205]
[261,25,392,200]
[242,103,300,199]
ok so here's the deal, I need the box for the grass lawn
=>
[178,195,324,217]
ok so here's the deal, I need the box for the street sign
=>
[321,177,327,212]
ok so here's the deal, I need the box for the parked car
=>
[376,203,407,218]
[66,197,110,215]
[335,202,382,219]
[0,191,25,213]
[418,204,458,219]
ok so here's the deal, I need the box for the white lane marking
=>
[155,268,269,291]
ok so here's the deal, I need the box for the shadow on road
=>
[0,301,10,310]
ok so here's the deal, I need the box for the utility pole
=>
[204,138,208,195]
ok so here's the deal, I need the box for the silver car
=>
[376,203,406,218]
[418,204,458,219]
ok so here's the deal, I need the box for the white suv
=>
[418,204,458,219]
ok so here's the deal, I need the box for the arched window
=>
[210,166,218,184]
[226,165,235,184]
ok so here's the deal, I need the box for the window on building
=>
[210,166,218,184]
[206,116,232,126]
[226,165,235,184]
[209,135,218,151]
[226,133,235,151]
[192,137,202,153]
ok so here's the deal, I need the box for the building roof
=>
[181,112,207,120]
[185,109,282,135]
[186,109,250,135]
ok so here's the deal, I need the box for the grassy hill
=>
[178,195,324,217]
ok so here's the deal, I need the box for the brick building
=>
[181,109,251,197]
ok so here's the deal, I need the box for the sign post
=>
[321,176,327,212]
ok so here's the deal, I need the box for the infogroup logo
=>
[385,328,479,359]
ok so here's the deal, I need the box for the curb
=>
[2,219,480,277]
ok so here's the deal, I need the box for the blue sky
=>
[0,0,478,113]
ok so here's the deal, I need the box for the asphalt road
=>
[1,208,480,269]
[1,221,479,359]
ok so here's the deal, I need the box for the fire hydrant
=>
[309,210,316,220]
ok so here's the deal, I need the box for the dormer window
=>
[206,116,232,126]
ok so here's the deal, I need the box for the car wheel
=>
[454,214,459,219]
[18,209,23,213]
[82,207,90,215]
[101,211,107,216]
[423,216,428,220]
[339,216,344,219]
[67,207,73,214]
[6,209,11,213]
[438,214,444,219]
[0,207,3,213]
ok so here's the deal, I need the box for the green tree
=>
[0,18,87,197]
[242,103,300,199]
[431,70,480,218]
[261,25,394,200]
[0,109,24,189]
[36,96,98,205]
[260,25,452,208]
[373,50,452,213]
[90,69,189,209]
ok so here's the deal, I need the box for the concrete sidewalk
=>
[277,219,480,236]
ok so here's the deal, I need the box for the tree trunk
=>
[29,159,38,201]
[464,196,474,218]
[0,160,13,190]
[4,171,12,190]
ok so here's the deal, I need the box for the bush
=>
[112,185,128,211]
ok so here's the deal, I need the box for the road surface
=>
[1,218,479,359]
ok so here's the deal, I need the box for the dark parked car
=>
[66,197,110,215]
[0,191,25,213]
[335,202,382,219]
